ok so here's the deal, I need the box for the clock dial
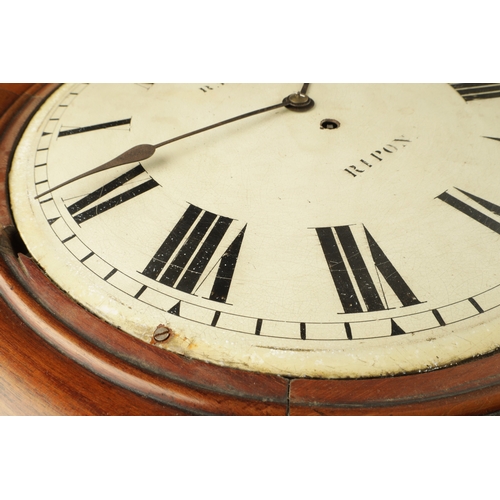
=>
[9,83,500,378]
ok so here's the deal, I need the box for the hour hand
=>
[34,144,156,199]
[35,85,315,199]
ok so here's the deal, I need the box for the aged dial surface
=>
[9,83,500,378]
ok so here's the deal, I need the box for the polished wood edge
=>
[13,237,289,402]
[290,385,500,415]
[0,84,60,227]
[0,84,51,140]
[0,298,192,415]
[289,351,500,415]
[0,230,287,415]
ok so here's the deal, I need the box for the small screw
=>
[153,325,171,342]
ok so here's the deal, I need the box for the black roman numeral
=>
[66,164,159,224]
[450,83,500,102]
[58,118,131,137]
[142,204,246,303]
[316,225,421,314]
[437,188,500,235]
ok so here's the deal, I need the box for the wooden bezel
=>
[1,83,500,415]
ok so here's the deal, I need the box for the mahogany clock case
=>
[2,83,500,415]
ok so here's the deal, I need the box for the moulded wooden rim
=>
[2,84,500,415]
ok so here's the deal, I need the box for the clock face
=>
[8,83,500,378]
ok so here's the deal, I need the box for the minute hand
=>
[35,91,312,200]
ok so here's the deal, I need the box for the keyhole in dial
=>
[320,119,340,130]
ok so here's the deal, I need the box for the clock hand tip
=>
[33,144,157,200]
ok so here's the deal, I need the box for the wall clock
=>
[2,82,500,415]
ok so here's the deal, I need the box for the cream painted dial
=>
[9,83,500,378]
